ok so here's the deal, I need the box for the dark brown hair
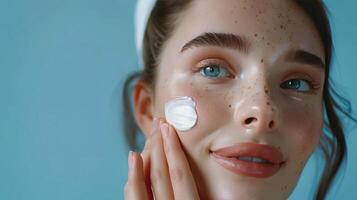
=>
[122,0,357,199]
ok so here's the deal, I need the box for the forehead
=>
[164,0,324,61]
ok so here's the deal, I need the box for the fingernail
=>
[128,151,133,171]
[160,123,169,138]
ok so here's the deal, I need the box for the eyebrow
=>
[288,49,325,70]
[180,32,251,54]
[180,32,325,70]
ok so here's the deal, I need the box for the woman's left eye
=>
[199,64,231,79]
[280,79,312,92]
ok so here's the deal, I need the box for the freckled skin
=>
[150,0,325,199]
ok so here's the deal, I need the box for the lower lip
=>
[210,152,283,178]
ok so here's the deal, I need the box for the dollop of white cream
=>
[164,96,198,132]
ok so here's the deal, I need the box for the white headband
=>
[135,0,157,69]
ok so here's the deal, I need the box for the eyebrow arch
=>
[180,32,251,53]
[180,32,325,70]
[288,49,325,70]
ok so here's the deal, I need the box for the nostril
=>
[244,117,257,124]
[269,120,275,129]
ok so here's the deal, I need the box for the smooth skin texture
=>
[127,0,325,199]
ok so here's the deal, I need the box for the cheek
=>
[157,79,232,150]
[282,101,323,158]
[276,100,323,187]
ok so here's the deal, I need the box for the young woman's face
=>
[153,0,325,199]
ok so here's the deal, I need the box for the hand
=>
[124,118,200,200]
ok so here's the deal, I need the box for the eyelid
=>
[196,58,236,77]
[282,78,321,95]
[283,72,320,86]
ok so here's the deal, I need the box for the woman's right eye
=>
[199,63,232,80]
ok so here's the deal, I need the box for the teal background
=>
[0,0,356,199]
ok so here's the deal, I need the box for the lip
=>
[210,142,285,178]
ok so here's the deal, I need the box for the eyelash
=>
[198,61,234,80]
[199,63,230,80]
[197,61,320,93]
[280,78,319,94]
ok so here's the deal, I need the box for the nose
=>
[234,84,277,133]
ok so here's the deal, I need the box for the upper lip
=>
[211,142,285,164]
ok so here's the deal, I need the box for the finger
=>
[140,118,160,199]
[124,151,150,200]
[149,119,174,200]
[141,118,157,172]
[141,150,152,200]
[160,123,200,200]
[141,117,160,165]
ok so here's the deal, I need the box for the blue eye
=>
[200,64,230,79]
[280,79,312,92]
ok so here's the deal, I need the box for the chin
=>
[199,185,292,200]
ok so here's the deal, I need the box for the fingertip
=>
[160,123,169,135]
[136,152,143,166]
[133,152,145,176]
[167,124,179,143]
[159,117,166,125]
[168,124,174,135]
[125,151,152,200]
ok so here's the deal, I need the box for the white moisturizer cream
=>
[164,96,198,132]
